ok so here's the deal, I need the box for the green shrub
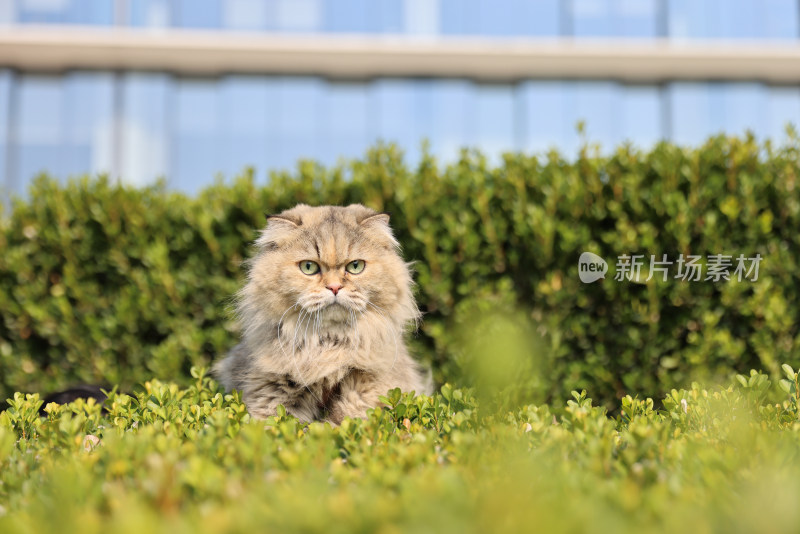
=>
[1,135,800,407]
[1,367,800,533]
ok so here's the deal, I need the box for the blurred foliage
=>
[2,134,800,408]
[1,367,800,533]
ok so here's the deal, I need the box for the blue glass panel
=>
[121,73,170,186]
[766,87,800,143]
[620,85,663,148]
[518,81,570,154]
[222,0,269,30]
[519,81,645,156]
[219,75,270,178]
[17,75,64,186]
[264,77,323,171]
[323,0,374,32]
[18,0,69,23]
[378,0,404,33]
[372,79,430,163]
[176,0,220,28]
[440,0,478,34]
[670,82,768,145]
[763,0,799,39]
[0,1,14,24]
[716,83,767,137]
[428,80,471,162]
[441,0,559,36]
[129,0,171,27]
[17,0,113,24]
[61,72,115,178]
[271,0,323,32]
[669,82,713,145]
[470,84,515,162]
[173,79,221,192]
[574,0,658,37]
[669,0,797,38]
[572,82,622,151]
[526,0,562,36]
[68,0,114,24]
[318,81,369,165]
[0,70,10,196]
[403,0,439,35]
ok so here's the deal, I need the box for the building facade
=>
[1,0,800,195]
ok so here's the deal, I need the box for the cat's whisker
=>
[346,307,356,346]
[289,309,325,407]
[276,302,301,350]
[303,307,314,349]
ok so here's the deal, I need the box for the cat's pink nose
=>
[327,283,342,296]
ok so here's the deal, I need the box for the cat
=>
[213,203,432,424]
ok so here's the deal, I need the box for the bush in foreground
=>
[1,365,800,533]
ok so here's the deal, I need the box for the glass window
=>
[0,0,16,24]
[669,82,768,145]
[482,0,560,36]
[668,0,798,39]
[573,0,659,37]
[129,0,172,27]
[16,72,114,189]
[668,82,710,145]
[440,0,478,34]
[470,84,516,162]
[441,0,559,36]
[620,85,663,148]
[427,80,472,162]
[318,81,370,165]
[173,79,221,191]
[17,75,63,187]
[219,75,270,179]
[404,0,438,35]
[518,81,610,156]
[17,0,113,25]
[323,0,376,32]
[273,0,322,32]
[264,77,323,171]
[519,81,661,156]
[223,0,269,30]
[120,73,171,186]
[61,72,115,178]
[372,79,432,163]
[517,81,568,154]
[767,87,800,143]
[0,70,10,196]
[175,0,220,29]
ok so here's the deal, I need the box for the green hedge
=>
[1,136,799,406]
[2,367,800,533]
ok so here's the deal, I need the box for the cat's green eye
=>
[299,260,320,275]
[346,259,366,274]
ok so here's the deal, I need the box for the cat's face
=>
[244,204,416,329]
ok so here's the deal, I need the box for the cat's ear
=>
[359,211,398,248]
[265,213,302,227]
[358,211,391,227]
[256,213,301,250]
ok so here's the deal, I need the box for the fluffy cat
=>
[213,204,431,424]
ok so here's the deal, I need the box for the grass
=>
[1,365,800,534]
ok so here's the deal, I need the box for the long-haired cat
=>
[213,204,431,424]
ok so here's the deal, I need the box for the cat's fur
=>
[213,204,431,424]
